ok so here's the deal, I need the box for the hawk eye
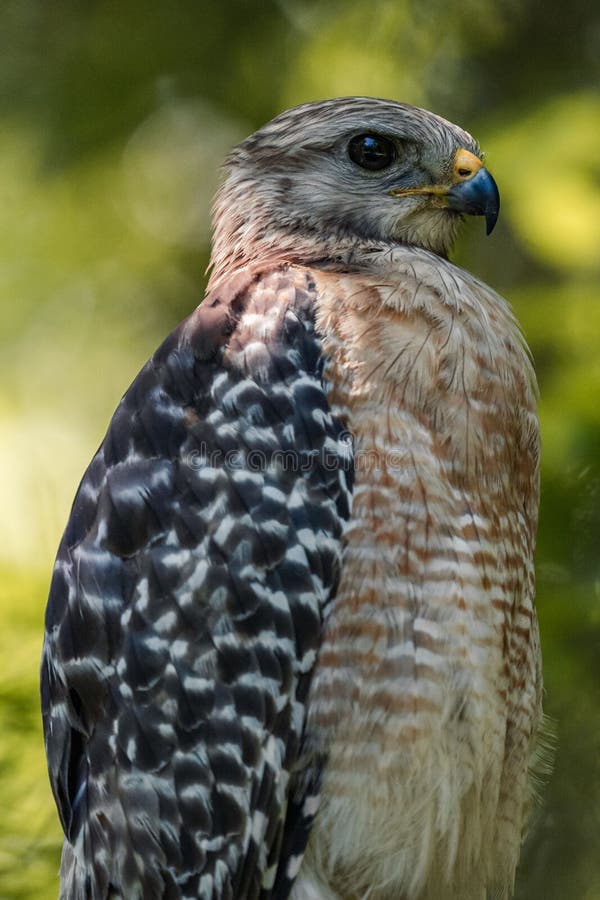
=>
[348,133,396,171]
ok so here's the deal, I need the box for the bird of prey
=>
[41,97,543,900]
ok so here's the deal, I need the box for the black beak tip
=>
[484,177,500,235]
[485,203,499,236]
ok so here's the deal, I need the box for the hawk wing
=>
[41,266,354,900]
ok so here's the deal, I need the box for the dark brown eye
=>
[348,133,396,171]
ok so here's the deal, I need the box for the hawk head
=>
[210,97,499,279]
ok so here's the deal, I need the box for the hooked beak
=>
[390,147,500,235]
[446,149,500,235]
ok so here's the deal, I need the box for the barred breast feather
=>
[294,246,541,900]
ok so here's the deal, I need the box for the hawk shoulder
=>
[41,265,354,900]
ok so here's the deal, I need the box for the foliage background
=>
[0,1,599,897]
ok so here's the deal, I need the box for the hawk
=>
[41,97,543,900]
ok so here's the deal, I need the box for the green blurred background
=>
[0,1,599,897]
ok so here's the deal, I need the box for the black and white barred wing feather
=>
[41,267,353,900]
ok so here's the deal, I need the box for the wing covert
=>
[41,266,353,899]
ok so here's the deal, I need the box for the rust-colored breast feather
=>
[294,247,541,900]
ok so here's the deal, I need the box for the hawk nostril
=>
[457,167,473,178]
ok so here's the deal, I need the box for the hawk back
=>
[41,267,353,900]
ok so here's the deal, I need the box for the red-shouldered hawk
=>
[41,97,543,900]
